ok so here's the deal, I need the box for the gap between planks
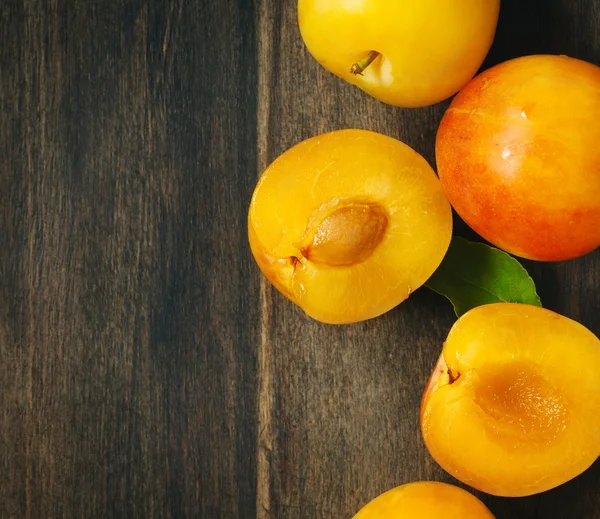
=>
[255,0,274,517]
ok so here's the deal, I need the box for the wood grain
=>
[1,1,259,517]
[1,0,599,518]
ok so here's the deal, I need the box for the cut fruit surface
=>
[248,129,452,324]
[421,303,600,497]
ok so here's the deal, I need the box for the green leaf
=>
[425,237,542,317]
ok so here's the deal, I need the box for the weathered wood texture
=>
[1,0,599,518]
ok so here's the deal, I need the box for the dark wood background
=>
[1,0,599,517]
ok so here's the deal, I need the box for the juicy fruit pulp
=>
[436,54,600,261]
[248,129,452,324]
[421,303,600,497]
[353,481,495,518]
[298,0,500,107]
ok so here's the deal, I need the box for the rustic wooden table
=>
[2,1,600,517]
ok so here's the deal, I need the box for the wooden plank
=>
[255,1,600,518]
[2,0,600,517]
[0,1,259,517]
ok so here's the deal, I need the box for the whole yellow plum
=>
[298,0,500,107]
[354,482,495,519]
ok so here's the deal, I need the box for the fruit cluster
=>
[248,1,600,516]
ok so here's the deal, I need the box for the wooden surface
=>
[1,0,599,517]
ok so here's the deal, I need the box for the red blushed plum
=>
[436,55,600,262]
